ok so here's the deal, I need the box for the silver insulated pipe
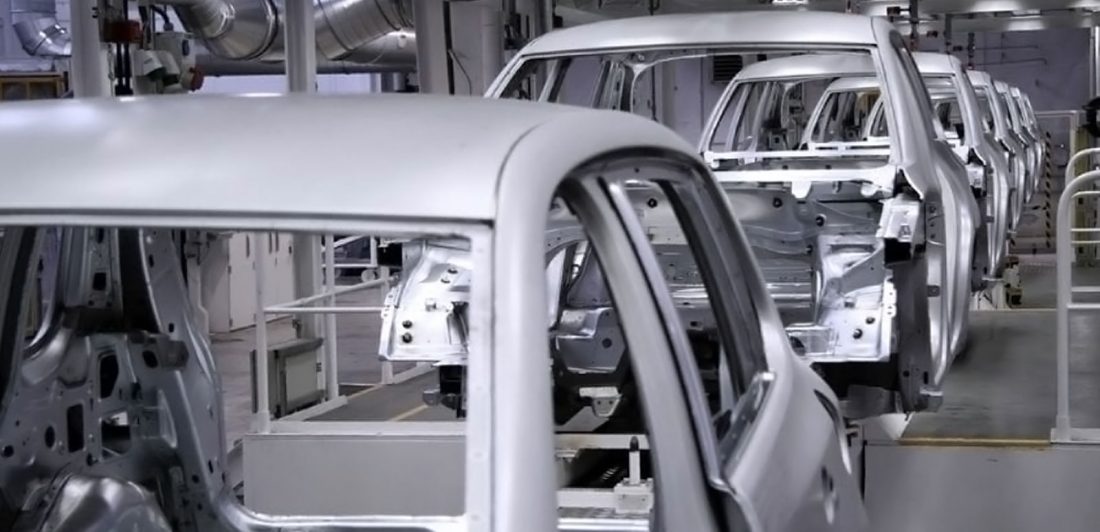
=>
[163,0,415,68]
[11,0,72,57]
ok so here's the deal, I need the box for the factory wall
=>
[918,28,1090,111]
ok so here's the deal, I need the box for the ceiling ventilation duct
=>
[163,0,415,68]
[8,0,414,71]
[11,0,72,57]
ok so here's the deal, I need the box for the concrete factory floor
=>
[902,309,1100,442]
[1015,256,1100,309]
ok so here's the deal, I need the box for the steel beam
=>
[895,12,1100,34]
[858,0,1100,16]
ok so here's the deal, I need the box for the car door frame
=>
[592,152,865,531]
[554,168,722,532]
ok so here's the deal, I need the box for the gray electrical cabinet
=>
[250,337,325,417]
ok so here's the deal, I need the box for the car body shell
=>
[1007,84,1047,200]
[798,73,981,356]
[995,80,1042,205]
[911,52,1012,278]
[0,94,865,532]
[969,70,1029,230]
[487,11,971,414]
[696,50,974,411]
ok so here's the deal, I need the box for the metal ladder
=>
[1053,147,1100,442]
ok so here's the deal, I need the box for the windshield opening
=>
[931,95,965,142]
[974,89,997,134]
[699,50,893,171]
[494,47,876,151]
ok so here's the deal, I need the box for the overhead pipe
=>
[12,0,415,72]
[195,32,414,75]
[163,0,416,69]
[11,0,72,57]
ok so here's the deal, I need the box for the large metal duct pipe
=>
[196,31,414,75]
[11,0,72,57]
[164,0,415,68]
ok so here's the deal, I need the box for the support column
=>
[481,3,504,92]
[1091,26,1100,98]
[967,32,976,70]
[414,0,453,94]
[943,15,952,54]
[284,1,326,396]
[284,0,317,94]
[536,0,554,36]
[284,0,321,339]
[253,233,272,432]
[908,0,919,49]
[68,0,110,97]
[657,62,677,131]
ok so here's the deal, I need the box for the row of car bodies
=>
[0,9,1047,532]
[394,10,1042,418]
[0,97,865,531]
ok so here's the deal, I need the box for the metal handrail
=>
[252,231,406,433]
[1053,147,1100,442]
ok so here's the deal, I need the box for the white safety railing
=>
[251,234,431,432]
[1053,147,1100,443]
[327,235,379,274]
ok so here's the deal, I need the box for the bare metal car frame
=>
[969,70,1030,232]
[697,48,977,414]
[0,94,865,532]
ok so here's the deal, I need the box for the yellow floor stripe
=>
[388,404,430,422]
[344,384,381,401]
[898,437,1050,448]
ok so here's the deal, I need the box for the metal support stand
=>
[252,232,272,433]
[323,234,339,401]
[971,277,1009,310]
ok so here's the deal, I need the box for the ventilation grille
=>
[711,55,744,85]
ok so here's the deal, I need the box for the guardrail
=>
[250,233,430,432]
[1053,147,1100,443]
